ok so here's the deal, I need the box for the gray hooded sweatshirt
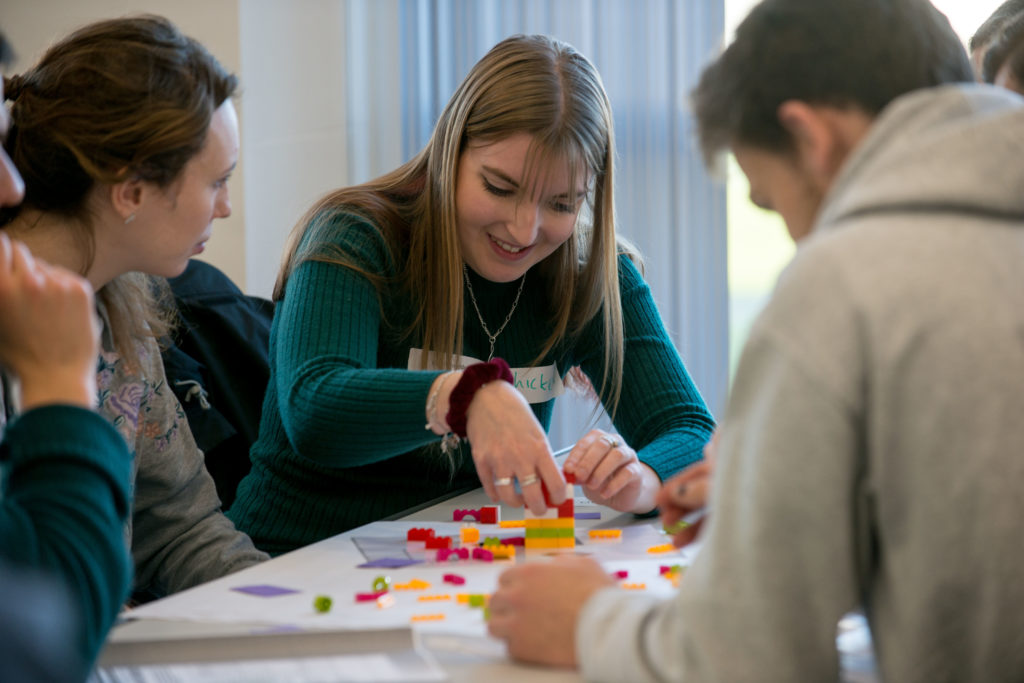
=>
[577,85,1024,682]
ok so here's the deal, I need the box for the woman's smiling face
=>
[455,132,587,282]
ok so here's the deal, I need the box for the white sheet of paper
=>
[91,653,445,683]
[127,520,695,635]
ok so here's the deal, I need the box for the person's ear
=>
[109,177,145,225]
[776,100,840,188]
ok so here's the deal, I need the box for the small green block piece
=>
[663,519,690,535]
[314,595,333,613]
[468,594,486,608]
[372,575,392,592]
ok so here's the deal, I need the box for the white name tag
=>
[407,349,564,404]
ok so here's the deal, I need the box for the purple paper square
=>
[357,557,424,569]
[231,584,301,597]
[575,512,601,520]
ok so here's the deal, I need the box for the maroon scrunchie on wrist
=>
[445,358,514,438]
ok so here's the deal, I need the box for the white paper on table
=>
[90,652,446,683]
[127,520,695,634]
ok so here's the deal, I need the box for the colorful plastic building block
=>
[436,547,469,562]
[621,582,647,590]
[663,519,690,535]
[407,527,436,541]
[588,528,622,539]
[498,520,525,528]
[646,543,676,554]
[313,595,332,613]
[460,526,480,544]
[372,575,391,592]
[442,573,466,585]
[453,508,480,522]
[478,506,500,524]
[525,469,576,550]
[410,613,446,622]
[471,547,494,562]
[490,544,515,560]
[417,594,452,601]
[394,579,431,591]
[612,570,629,580]
[355,590,388,602]
[376,593,395,609]
[425,536,453,550]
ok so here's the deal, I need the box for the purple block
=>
[231,584,300,597]
[357,557,424,569]
[575,512,601,520]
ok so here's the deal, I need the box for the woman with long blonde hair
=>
[229,34,715,554]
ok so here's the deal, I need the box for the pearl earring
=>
[124,213,136,225]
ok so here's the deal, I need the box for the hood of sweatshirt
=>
[815,84,1024,233]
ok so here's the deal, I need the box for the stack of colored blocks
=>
[524,471,576,550]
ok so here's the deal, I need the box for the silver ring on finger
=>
[494,477,514,487]
[601,435,620,448]
[518,473,539,487]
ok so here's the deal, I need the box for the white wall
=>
[1,0,248,289]
[238,0,354,299]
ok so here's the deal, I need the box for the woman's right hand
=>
[463,379,566,514]
[0,234,100,410]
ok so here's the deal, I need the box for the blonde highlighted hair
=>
[277,34,631,413]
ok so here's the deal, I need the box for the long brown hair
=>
[278,34,630,413]
[1,15,238,366]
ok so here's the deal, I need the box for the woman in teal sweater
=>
[229,34,715,554]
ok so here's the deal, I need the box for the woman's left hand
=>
[563,430,659,513]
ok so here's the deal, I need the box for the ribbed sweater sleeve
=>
[0,405,132,670]
[577,256,716,481]
[274,223,440,467]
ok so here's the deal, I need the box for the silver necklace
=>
[463,264,526,361]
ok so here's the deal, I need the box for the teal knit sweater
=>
[229,216,715,554]
[0,405,132,673]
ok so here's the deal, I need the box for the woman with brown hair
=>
[1,15,267,598]
[228,34,715,554]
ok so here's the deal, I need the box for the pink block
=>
[453,508,480,522]
[471,547,494,562]
[443,573,466,585]
[355,590,388,602]
[613,570,629,580]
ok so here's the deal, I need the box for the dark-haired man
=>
[969,0,1024,80]
[489,1,1024,681]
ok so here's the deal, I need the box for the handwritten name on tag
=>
[408,349,564,404]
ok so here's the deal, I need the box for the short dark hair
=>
[969,0,1024,52]
[982,11,1024,84]
[692,0,974,162]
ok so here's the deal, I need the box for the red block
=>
[557,499,575,518]
[425,536,453,549]
[478,506,499,524]
[407,527,436,541]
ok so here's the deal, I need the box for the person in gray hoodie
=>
[488,1,1024,681]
